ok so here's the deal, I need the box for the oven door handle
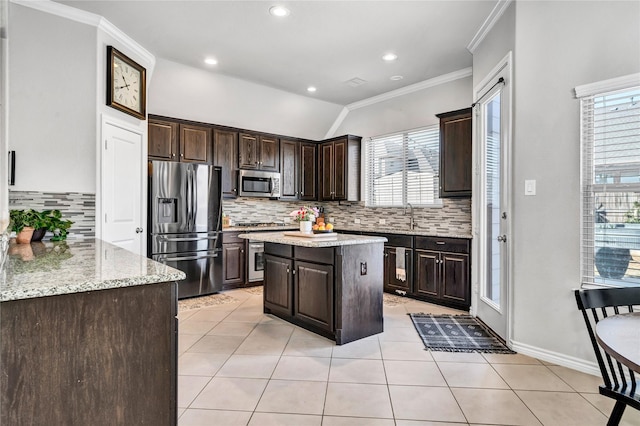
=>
[159,236,218,242]
[249,243,264,250]
[158,253,218,262]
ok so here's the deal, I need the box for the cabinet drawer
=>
[415,236,470,254]
[265,242,293,258]
[222,232,244,244]
[383,234,413,248]
[295,246,334,264]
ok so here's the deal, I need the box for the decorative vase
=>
[299,221,312,233]
[16,226,35,244]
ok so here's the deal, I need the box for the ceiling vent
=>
[345,77,367,88]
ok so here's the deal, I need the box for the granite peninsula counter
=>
[1,239,185,426]
[239,232,387,344]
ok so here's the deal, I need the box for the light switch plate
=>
[354,218,361,224]
[525,179,536,196]
[379,219,386,225]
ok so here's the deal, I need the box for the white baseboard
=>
[510,340,600,377]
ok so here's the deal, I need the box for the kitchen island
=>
[1,239,185,426]
[239,232,387,344]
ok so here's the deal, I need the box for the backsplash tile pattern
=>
[9,191,95,239]
[223,198,471,235]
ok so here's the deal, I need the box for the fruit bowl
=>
[313,229,333,234]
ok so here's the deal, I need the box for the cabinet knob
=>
[232,188,237,192]
[241,250,244,253]
[171,153,175,158]
[180,153,184,158]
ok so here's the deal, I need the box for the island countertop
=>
[1,238,186,302]
[238,231,387,247]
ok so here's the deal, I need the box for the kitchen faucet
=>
[404,203,415,230]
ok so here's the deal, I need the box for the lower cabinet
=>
[383,246,413,294]
[222,232,245,287]
[415,237,470,310]
[264,254,293,316]
[294,261,333,332]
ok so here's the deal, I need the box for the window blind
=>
[581,86,640,286]
[367,125,441,207]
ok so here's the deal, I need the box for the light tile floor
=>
[177,288,640,426]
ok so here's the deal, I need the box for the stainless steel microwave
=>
[239,170,281,198]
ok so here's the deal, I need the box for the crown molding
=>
[346,67,473,111]
[575,73,640,98]
[467,0,513,54]
[10,0,154,67]
[324,107,349,139]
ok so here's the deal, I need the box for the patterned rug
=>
[409,313,515,353]
[383,293,411,306]
[244,286,264,295]
[178,293,237,311]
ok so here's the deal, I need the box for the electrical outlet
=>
[360,262,367,275]
[379,219,386,225]
[329,217,335,223]
[354,218,361,224]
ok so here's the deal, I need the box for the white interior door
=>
[101,120,144,255]
[474,55,512,341]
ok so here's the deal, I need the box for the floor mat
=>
[409,313,515,353]
[178,293,238,311]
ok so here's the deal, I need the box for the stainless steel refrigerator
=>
[148,160,223,299]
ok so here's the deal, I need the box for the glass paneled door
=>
[475,57,511,342]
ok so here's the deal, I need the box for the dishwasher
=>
[248,240,265,282]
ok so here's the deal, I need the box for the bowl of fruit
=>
[312,222,334,233]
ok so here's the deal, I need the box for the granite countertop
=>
[238,231,387,248]
[224,224,470,239]
[1,239,186,302]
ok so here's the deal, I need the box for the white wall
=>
[334,77,472,140]
[510,1,640,363]
[1,0,8,231]
[149,58,344,141]
[9,3,96,193]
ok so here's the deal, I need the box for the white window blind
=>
[367,125,441,207]
[581,85,640,287]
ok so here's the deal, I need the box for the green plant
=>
[9,209,73,241]
[9,209,39,233]
[625,201,640,223]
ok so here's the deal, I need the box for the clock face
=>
[113,55,141,112]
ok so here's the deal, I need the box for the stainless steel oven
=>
[248,240,265,282]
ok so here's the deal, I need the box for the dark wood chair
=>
[575,287,640,426]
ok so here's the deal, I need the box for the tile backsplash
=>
[8,191,95,239]
[223,197,471,235]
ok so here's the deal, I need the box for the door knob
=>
[497,235,507,242]
[135,227,144,233]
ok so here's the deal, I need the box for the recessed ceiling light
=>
[269,6,290,17]
[390,75,404,81]
[204,58,218,65]
[307,86,317,93]
[382,53,398,62]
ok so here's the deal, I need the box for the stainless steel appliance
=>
[239,170,281,198]
[248,241,265,282]
[148,160,223,299]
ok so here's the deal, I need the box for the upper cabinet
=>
[148,117,212,164]
[280,139,317,201]
[239,133,279,172]
[319,135,361,201]
[213,129,239,199]
[437,108,472,198]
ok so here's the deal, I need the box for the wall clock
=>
[106,46,146,120]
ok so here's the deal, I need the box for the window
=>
[366,125,441,207]
[579,77,640,287]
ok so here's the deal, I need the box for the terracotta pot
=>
[16,227,35,244]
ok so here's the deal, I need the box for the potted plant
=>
[9,209,39,244]
[9,209,74,243]
[289,206,319,233]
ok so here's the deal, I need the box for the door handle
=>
[497,235,507,242]
[136,227,144,233]
[159,253,218,262]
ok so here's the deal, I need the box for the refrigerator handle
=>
[186,167,193,227]
[191,167,198,227]
[215,168,223,235]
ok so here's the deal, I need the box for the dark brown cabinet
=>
[214,129,239,198]
[148,118,212,164]
[294,261,333,332]
[319,135,361,201]
[222,232,245,287]
[415,236,470,310]
[437,108,472,198]
[264,254,293,317]
[384,246,413,295]
[280,139,318,201]
[279,139,299,200]
[239,133,279,171]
